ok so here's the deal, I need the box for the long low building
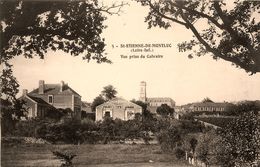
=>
[189,102,229,112]
[95,97,142,121]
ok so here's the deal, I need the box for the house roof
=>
[27,95,51,106]
[82,101,91,108]
[29,84,80,96]
[96,97,142,109]
[19,95,54,108]
[147,97,175,102]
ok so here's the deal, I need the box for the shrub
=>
[52,150,76,167]
[175,148,185,159]
[14,120,36,137]
[157,126,182,152]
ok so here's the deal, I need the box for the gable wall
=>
[96,100,142,121]
[20,97,37,118]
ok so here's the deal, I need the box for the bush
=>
[157,126,182,152]
[14,120,36,137]
[179,120,203,133]
[81,119,101,144]
[175,148,185,159]
[52,150,76,167]
[36,118,103,144]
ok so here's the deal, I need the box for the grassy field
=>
[1,144,191,167]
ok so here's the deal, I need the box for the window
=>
[125,110,135,120]
[48,95,53,103]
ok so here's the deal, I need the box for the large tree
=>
[0,0,125,101]
[136,0,260,74]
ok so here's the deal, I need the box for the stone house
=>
[20,80,82,119]
[95,97,142,121]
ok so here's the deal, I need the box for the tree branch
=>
[168,1,224,29]
[146,0,188,27]
[179,10,256,73]
[98,2,129,15]
[213,2,252,49]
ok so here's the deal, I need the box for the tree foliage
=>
[190,137,198,154]
[0,1,125,100]
[91,85,117,111]
[136,0,260,74]
[218,111,260,166]
[202,97,214,103]
[1,98,28,135]
[157,125,182,152]
[91,95,106,112]
[101,85,117,100]
[225,100,260,116]
[156,103,174,116]
[196,130,222,166]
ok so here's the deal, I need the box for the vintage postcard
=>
[1,0,260,167]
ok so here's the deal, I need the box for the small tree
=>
[99,117,116,144]
[156,104,174,117]
[91,95,106,112]
[202,97,214,103]
[190,138,198,154]
[1,98,27,136]
[196,130,221,166]
[101,85,117,100]
[157,125,182,152]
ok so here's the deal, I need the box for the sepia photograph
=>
[1,0,260,166]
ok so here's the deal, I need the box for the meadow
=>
[1,144,191,167]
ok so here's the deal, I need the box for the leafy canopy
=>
[0,0,125,101]
[136,0,260,74]
[156,103,174,116]
[101,85,117,100]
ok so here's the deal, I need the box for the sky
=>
[11,1,260,105]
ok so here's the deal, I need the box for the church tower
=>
[139,81,147,102]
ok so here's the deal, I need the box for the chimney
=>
[60,80,64,92]
[39,80,45,94]
[22,89,28,96]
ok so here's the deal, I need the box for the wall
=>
[96,101,142,121]
[21,97,36,118]
[32,94,73,110]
